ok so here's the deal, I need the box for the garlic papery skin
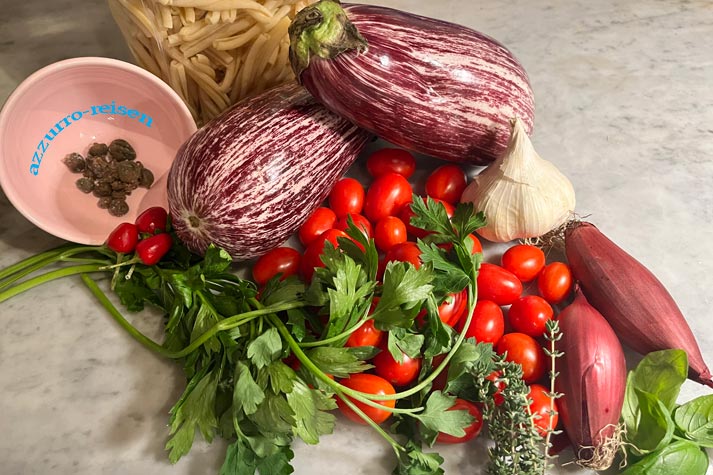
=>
[460,117,576,243]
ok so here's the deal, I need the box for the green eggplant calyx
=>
[288,0,368,81]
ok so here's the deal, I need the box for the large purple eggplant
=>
[167,81,370,261]
[288,1,535,165]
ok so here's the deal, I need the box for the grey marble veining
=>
[1,1,713,474]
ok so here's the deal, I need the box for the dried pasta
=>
[108,0,315,126]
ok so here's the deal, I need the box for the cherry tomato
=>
[383,241,422,269]
[508,295,554,337]
[537,262,573,304]
[399,198,454,239]
[528,384,559,437]
[486,371,505,406]
[438,289,468,327]
[501,244,546,282]
[425,164,467,204]
[374,346,421,387]
[363,172,413,223]
[476,263,523,306]
[457,300,504,344]
[134,206,168,234]
[106,222,139,254]
[435,398,484,444]
[335,213,372,238]
[495,333,546,384]
[337,373,396,424]
[252,247,301,286]
[374,216,407,252]
[135,232,173,265]
[329,177,365,218]
[345,319,383,348]
[366,148,416,178]
[300,228,350,281]
[299,207,336,246]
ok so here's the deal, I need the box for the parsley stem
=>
[83,275,309,360]
[297,314,370,348]
[81,273,174,357]
[334,390,404,455]
[0,264,105,303]
[267,312,422,415]
[0,243,76,281]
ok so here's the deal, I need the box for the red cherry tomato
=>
[425,164,467,204]
[374,347,421,387]
[537,262,573,304]
[438,289,468,327]
[435,398,484,444]
[345,319,383,348]
[383,241,422,269]
[501,244,546,282]
[252,247,301,286]
[363,172,413,223]
[457,300,504,344]
[329,177,365,218]
[399,197,455,239]
[477,263,523,306]
[337,373,396,424]
[135,232,173,265]
[495,333,546,384]
[335,213,372,238]
[366,148,416,178]
[374,216,407,252]
[134,206,168,234]
[106,222,139,254]
[299,207,336,247]
[528,384,559,437]
[300,228,350,281]
[486,371,506,406]
[508,295,554,337]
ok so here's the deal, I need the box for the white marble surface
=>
[1,0,713,474]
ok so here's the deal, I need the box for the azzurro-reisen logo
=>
[30,101,153,176]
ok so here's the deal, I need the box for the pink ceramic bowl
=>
[0,57,197,244]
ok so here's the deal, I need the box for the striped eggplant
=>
[288,0,535,165]
[167,81,370,261]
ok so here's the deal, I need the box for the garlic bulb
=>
[461,117,576,242]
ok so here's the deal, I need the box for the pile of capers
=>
[62,139,154,217]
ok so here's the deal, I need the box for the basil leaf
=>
[620,440,708,475]
[630,388,675,453]
[674,394,713,447]
[631,349,688,410]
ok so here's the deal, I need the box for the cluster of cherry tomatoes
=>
[251,147,574,443]
[105,206,173,265]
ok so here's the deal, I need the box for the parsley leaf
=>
[286,379,337,444]
[394,441,445,475]
[412,391,474,438]
[247,328,283,369]
[166,366,220,463]
[305,346,373,378]
[233,361,264,416]
[373,262,434,330]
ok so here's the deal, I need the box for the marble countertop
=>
[1,1,712,474]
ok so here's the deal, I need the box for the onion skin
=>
[289,1,535,165]
[556,288,626,470]
[565,221,713,387]
[167,82,370,261]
